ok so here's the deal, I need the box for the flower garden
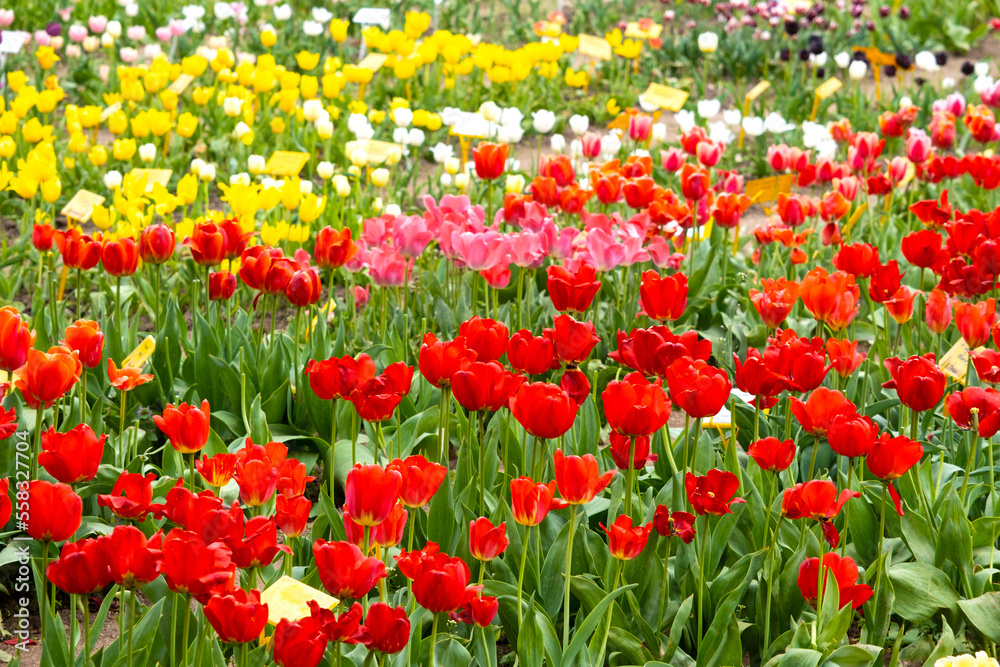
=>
[3,0,1000,665]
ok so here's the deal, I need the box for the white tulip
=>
[198,164,216,181]
[834,51,850,68]
[431,143,454,164]
[697,99,721,119]
[299,180,313,195]
[568,114,589,135]
[848,60,867,81]
[697,32,718,53]
[303,99,323,122]
[392,107,413,127]
[741,116,765,137]
[532,109,556,133]
[385,204,401,216]
[103,170,123,189]
[248,155,265,174]
[139,143,156,163]
[550,134,566,152]
[317,161,334,180]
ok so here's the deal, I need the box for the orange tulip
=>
[473,142,508,180]
[14,347,81,409]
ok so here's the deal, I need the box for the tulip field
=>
[6,0,1000,666]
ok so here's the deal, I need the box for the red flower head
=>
[62,319,104,368]
[623,176,658,209]
[184,222,229,266]
[825,338,866,378]
[602,372,671,436]
[592,171,624,205]
[946,386,1000,438]
[160,529,235,602]
[452,361,525,412]
[39,424,105,484]
[419,333,476,388]
[313,539,387,599]
[882,354,946,412]
[925,290,953,334]
[685,470,745,516]
[610,326,712,378]
[107,358,153,392]
[346,502,407,549]
[273,616,328,667]
[866,433,924,483]
[909,189,953,226]
[652,506,696,543]
[458,317,509,363]
[608,433,656,470]
[547,262,602,313]
[600,515,653,561]
[833,243,880,278]
[548,314,600,365]
[827,413,878,458]
[204,588,269,644]
[964,104,997,143]
[955,299,997,348]
[314,227,359,270]
[46,537,111,595]
[234,444,278,508]
[230,515,291,569]
[510,382,579,440]
[276,458,315,499]
[798,553,873,609]
[33,223,56,251]
[387,455,447,508]
[285,267,322,308]
[306,353,377,401]
[763,330,831,393]
[345,464,402,527]
[154,399,211,454]
[13,346,80,409]
[0,479,11,528]
[972,348,1000,384]
[457,595,500,628]
[54,228,102,270]
[276,495,311,538]
[208,271,237,301]
[349,362,414,422]
[218,218,254,260]
[308,600,369,645]
[473,142,509,180]
[469,518,509,561]
[362,604,410,654]
[102,525,162,589]
[789,388,856,437]
[554,449,616,505]
[101,237,139,277]
[138,223,176,264]
[733,349,784,405]
[196,453,238,488]
[26,480,82,542]
[901,229,943,268]
[98,471,157,520]
[800,268,857,321]
[510,477,569,526]
[749,278,800,329]
[680,163,710,201]
[747,437,796,472]
[666,357,732,419]
[639,270,687,322]
[540,154,575,186]
[782,480,858,547]
[507,330,559,375]
[0,307,35,372]
[560,368,590,406]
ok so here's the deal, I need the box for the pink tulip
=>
[155,26,173,41]
[368,245,408,287]
[887,156,909,184]
[119,47,139,63]
[353,286,370,309]
[68,25,88,42]
[716,170,744,193]
[934,91,966,116]
[393,215,434,258]
[660,147,686,172]
[508,231,550,269]
[906,129,932,164]
[696,140,723,167]
[580,228,626,272]
[480,263,511,289]
[620,236,651,266]
[835,175,861,201]
[345,241,371,274]
[127,25,146,41]
[0,9,14,27]
[169,18,187,36]
[362,214,395,248]
[551,227,581,260]
[517,201,553,233]
[88,15,107,33]
[581,132,602,159]
[450,230,510,271]
[628,114,653,142]
[34,30,51,46]
[766,145,789,171]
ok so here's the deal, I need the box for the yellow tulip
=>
[113,139,137,161]
[280,180,300,210]
[192,87,215,106]
[260,222,281,246]
[176,172,198,205]
[0,162,10,190]
[261,28,277,48]
[330,19,349,42]
[253,68,276,94]
[0,137,15,158]
[149,183,181,216]
[298,193,325,223]
[259,184,281,210]
[270,117,286,134]
[6,71,26,93]
[147,110,172,137]
[0,112,19,136]
[182,55,208,77]
[394,59,417,80]
[68,132,89,154]
[88,145,108,166]
[92,204,117,230]
[606,98,622,116]
[322,73,345,99]
[176,113,199,138]
[8,174,38,199]
[35,90,61,114]
[107,110,128,135]
[300,75,319,99]
[63,157,76,170]
[36,47,60,71]
[296,51,320,71]
[160,90,179,111]
[403,11,431,39]
[130,114,150,138]
[21,118,53,144]
[40,177,61,204]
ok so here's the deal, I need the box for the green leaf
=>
[887,562,959,623]
[563,583,635,667]
[920,618,954,667]
[427,471,456,553]
[778,648,823,667]
[958,592,1000,643]
[900,511,935,564]
[823,644,879,667]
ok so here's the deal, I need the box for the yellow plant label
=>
[61,190,105,224]
[345,139,403,165]
[100,101,122,122]
[358,53,389,72]
[262,576,338,626]
[168,73,195,94]
[641,83,688,112]
[815,77,842,99]
[123,336,156,369]
[578,34,612,61]
[744,173,794,204]
[264,152,310,177]
[131,169,173,193]
[940,339,982,385]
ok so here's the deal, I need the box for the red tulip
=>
[230,515,291,569]
[102,525,162,589]
[217,218,254,260]
[306,353,377,401]
[901,229,943,268]
[866,433,923,482]
[549,314,600,365]
[554,449,616,505]
[46,537,111,594]
[733,349,784,406]
[469,518,509,561]
[33,223,56,251]
[800,268,856,321]
[204,589,269,644]
[458,317,509,363]
[510,477,568,526]
[349,363,414,422]
[102,237,139,277]
[0,479,11,528]
[457,595,499,627]
[138,223,176,264]
[833,243,880,278]
[286,267,322,308]
[154,399,211,454]
[272,616,328,667]
[789,388,856,437]
[307,600,368,645]
[781,480,858,547]
[387,455,447,508]
[547,263,602,313]
[314,227,358,270]
[0,307,35,372]
[509,382,579,440]
[608,433,656,470]
[452,361,525,412]
[749,278,799,329]
[313,539,387,599]
[507,330,559,375]
[184,222,229,266]
[408,549,472,613]
[746,437,796,472]
[39,424,105,484]
[610,326,711,378]
[652,506,696,543]
[639,270,687,322]
[685,470,745,516]
[196,453,238,488]
[825,338,866,378]
[473,142,509,180]
[98,471,157,520]
[665,357,731,419]
[26,480,82,542]
[600,515,653,560]
[602,372,670,436]
[54,228,102,270]
[882,354,946,412]
[345,464,402,527]
[209,271,237,301]
[276,458,314,499]
[62,319,104,368]
[827,413,878,458]
[276,495,311,538]
[955,299,996,348]
[160,529,236,602]
[798,553,873,609]
[763,330,831,393]
[925,290,953,334]
[235,448,278,508]
[362,603,410,654]
[13,346,80,409]
[108,358,153,392]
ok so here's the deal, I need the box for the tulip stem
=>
[815,531,826,635]
[872,481,888,620]
[119,390,127,468]
[80,370,88,424]
[153,263,162,329]
[762,517,783,658]
[808,434,820,481]
[351,409,358,468]
[841,461,853,557]
[189,453,196,492]
[170,593,178,667]
[656,536,673,637]
[624,436,635,520]
[562,504,577,651]
[439,388,451,466]
[962,412,980,506]
[697,514,710,649]
[181,594,191,667]
[478,411,486,516]
[116,276,123,336]
[330,400,338,500]
[682,414,690,482]
[429,612,439,667]
[83,594,91,667]
[127,589,135,667]
[76,268,83,319]
[516,525,530,628]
